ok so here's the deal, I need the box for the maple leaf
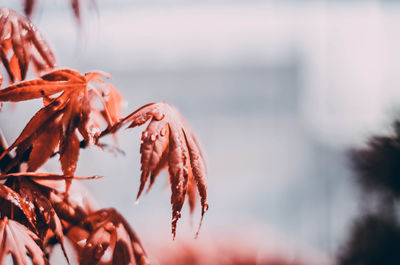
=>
[108,101,208,238]
[0,176,71,263]
[0,217,48,265]
[66,208,149,265]
[0,69,121,191]
[0,8,56,84]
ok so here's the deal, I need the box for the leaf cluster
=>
[0,6,208,265]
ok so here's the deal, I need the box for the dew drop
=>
[77,239,87,247]
[151,134,157,141]
[160,128,166,136]
[136,117,146,124]
[153,110,164,120]
[104,222,115,232]
[172,215,180,222]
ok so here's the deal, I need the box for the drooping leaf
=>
[70,208,149,265]
[0,8,56,84]
[109,101,208,238]
[0,217,48,265]
[59,131,80,192]
[187,174,197,214]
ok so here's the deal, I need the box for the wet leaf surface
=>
[110,101,208,238]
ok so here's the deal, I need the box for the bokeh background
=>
[2,0,400,264]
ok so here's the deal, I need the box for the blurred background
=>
[2,0,400,264]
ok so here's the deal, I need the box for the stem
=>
[0,172,103,181]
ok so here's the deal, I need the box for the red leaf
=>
[17,179,69,263]
[0,184,36,229]
[0,96,66,162]
[28,120,61,172]
[110,101,208,238]
[0,217,48,265]
[0,69,119,191]
[8,54,22,82]
[60,132,80,192]
[0,69,84,102]
[76,208,149,265]
[0,8,56,84]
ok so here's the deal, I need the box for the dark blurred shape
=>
[339,120,400,265]
[22,0,98,23]
[338,213,400,265]
[23,0,35,18]
[349,121,400,199]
